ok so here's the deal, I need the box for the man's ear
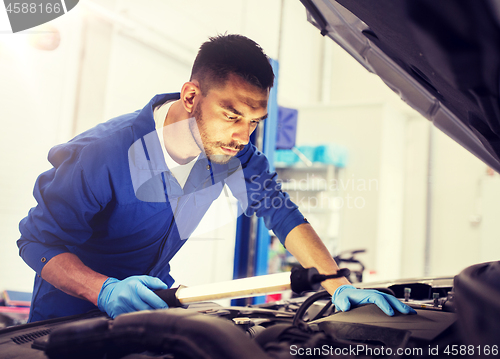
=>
[180,81,202,114]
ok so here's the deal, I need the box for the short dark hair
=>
[190,34,275,94]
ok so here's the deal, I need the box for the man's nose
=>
[232,121,251,145]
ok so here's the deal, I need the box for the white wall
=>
[401,116,429,278]
[293,37,500,281]
[374,104,406,279]
[480,176,500,263]
[0,10,83,291]
[295,103,384,271]
[428,126,487,276]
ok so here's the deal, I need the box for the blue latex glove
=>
[332,285,417,316]
[97,275,169,318]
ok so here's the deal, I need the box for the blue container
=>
[296,145,316,163]
[275,149,299,165]
[314,144,348,167]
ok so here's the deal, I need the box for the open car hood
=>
[300,0,500,172]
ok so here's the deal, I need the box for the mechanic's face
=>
[190,74,269,164]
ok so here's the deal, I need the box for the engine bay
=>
[0,277,471,359]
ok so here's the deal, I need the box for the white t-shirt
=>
[153,101,199,188]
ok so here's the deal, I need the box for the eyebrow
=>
[220,103,268,121]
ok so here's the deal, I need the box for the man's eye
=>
[226,114,238,120]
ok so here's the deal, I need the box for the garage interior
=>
[0,0,499,316]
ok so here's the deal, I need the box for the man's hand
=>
[332,285,417,316]
[97,275,169,318]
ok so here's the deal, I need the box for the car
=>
[0,264,496,359]
[1,1,499,358]
[298,0,500,353]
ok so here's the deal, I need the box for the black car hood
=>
[300,0,500,172]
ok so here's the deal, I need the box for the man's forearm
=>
[41,252,108,306]
[284,223,350,295]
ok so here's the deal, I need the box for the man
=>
[18,34,415,322]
